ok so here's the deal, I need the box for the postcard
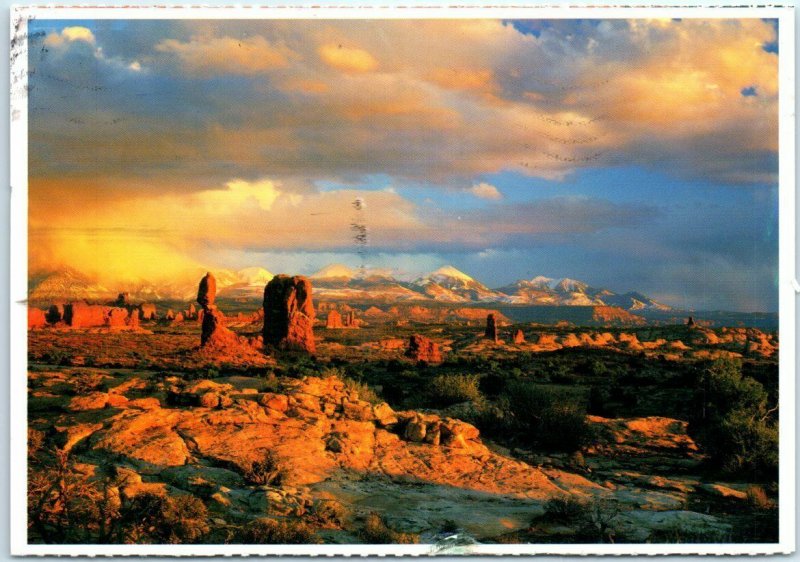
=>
[9,4,796,555]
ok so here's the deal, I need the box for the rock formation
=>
[344,310,357,328]
[326,310,344,329]
[197,272,239,349]
[484,313,498,343]
[28,307,47,328]
[46,303,64,324]
[513,329,525,344]
[64,302,106,328]
[115,292,130,307]
[405,334,443,363]
[262,275,316,353]
[105,307,129,328]
[165,309,175,321]
[687,316,695,327]
[126,309,140,329]
[139,304,157,321]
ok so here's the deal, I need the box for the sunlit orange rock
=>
[326,310,344,329]
[28,307,47,329]
[405,334,442,363]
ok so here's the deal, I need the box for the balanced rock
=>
[196,272,240,349]
[262,275,316,353]
[484,313,498,343]
[513,329,525,344]
[115,292,130,307]
[405,334,443,363]
[326,310,344,329]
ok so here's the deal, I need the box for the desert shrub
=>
[234,517,319,544]
[500,381,590,452]
[343,378,382,405]
[321,366,346,379]
[692,359,778,480]
[28,428,46,459]
[243,451,285,486]
[574,499,621,544]
[746,485,772,510]
[543,496,586,523]
[28,449,120,544]
[309,499,350,528]
[118,492,209,544]
[427,374,482,407]
[358,512,419,544]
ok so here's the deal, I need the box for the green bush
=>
[343,378,382,405]
[427,374,482,407]
[692,359,778,480]
[500,381,589,452]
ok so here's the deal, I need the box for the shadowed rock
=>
[484,313,498,342]
[263,275,316,353]
[197,272,216,309]
[405,334,442,363]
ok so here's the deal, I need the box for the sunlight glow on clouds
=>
[26,18,780,310]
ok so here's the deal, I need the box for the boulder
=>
[262,275,316,353]
[405,334,442,363]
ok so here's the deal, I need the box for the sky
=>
[26,18,779,311]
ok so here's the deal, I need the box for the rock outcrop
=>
[263,275,316,353]
[405,334,443,363]
[513,329,525,344]
[64,302,106,328]
[28,307,47,328]
[484,313,498,343]
[326,310,344,329]
[197,272,240,350]
[139,303,157,321]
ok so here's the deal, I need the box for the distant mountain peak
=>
[312,263,357,280]
[236,267,274,285]
[428,265,475,282]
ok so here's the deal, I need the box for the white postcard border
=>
[8,3,796,556]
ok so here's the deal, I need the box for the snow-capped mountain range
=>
[28,264,672,311]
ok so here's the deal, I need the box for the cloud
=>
[44,26,95,47]
[469,182,503,200]
[155,35,292,76]
[318,43,378,73]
